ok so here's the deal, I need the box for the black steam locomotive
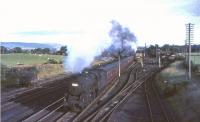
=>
[64,56,134,112]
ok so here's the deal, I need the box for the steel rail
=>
[145,81,154,122]
[22,97,64,122]
[94,70,156,122]
[151,80,170,122]
[73,62,139,122]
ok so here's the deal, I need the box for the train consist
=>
[63,53,176,112]
[64,56,134,112]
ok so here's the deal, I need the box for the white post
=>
[141,58,144,68]
[144,43,146,58]
[118,55,121,77]
[188,23,191,79]
[189,36,191,79]
[159,55,161,68]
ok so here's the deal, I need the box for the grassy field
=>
[183,52,200,65]
[191,55,200,65]
[1,53,66,88]
[1,53,64,67]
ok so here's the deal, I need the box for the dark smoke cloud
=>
[107,20,137,56]
[109,20,136,43]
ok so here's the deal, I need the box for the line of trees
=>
[0,46,68,56]
[146,44,200,57]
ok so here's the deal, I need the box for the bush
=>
[45,58,58,64]
[176,55,184,60]
[1,64,9,81]
[59,60,63,64]
[183,60,200,73]
[163,84,177,98]
[1,65,38,88]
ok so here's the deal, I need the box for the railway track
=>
[2,58,174,122]
[2,83,65,111]
[71,61,157,122]
[22,97,65,122]
[1,88,35,104]
[89,66,174,122]
[71,62,140,122]
[57,112,77,122]
[1,74,70,105]
[145,79,174,122]
[1,81,69,122]
[90,67,157,122]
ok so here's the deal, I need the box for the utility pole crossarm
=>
[185,23,194,80]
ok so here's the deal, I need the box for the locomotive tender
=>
[64,56,134,112]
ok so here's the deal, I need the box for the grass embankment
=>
[36,64,65,79]
[1,53,63,67]
[183,53,200,73]
[1,53,66,88]
[191,53,200,64]
[180,52,200,65]
[155,61,200,122]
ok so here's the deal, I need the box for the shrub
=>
[1,65,38,88]
[45,58,58,64]
[59,60,63,64]
[163,84,177,98]
[176,55,184,60]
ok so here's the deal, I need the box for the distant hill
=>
[0,42,62,49]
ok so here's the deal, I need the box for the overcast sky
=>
[0,0,200,46]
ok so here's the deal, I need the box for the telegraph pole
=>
[119,39,124,78]
[186,23,194,79]
[159,54,161,68]
[144,43,146,57]
[185,39,187,60]
[118,51,121,77]
[157,48,161,68]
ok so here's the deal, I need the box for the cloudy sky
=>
[0,0,200,46]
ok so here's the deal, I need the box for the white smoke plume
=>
[63,32,111,73]
[64,20,137,73]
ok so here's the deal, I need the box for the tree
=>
[146,45,156,57]
[59,46,68,56]
[22,49,31,53]
[51,48,57,54]
[161,44,179,55]
[43,48,50,54]
[13,47,22,53]
[0,46,8,54]
[34,48,43,54]
[161,44,170,52]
